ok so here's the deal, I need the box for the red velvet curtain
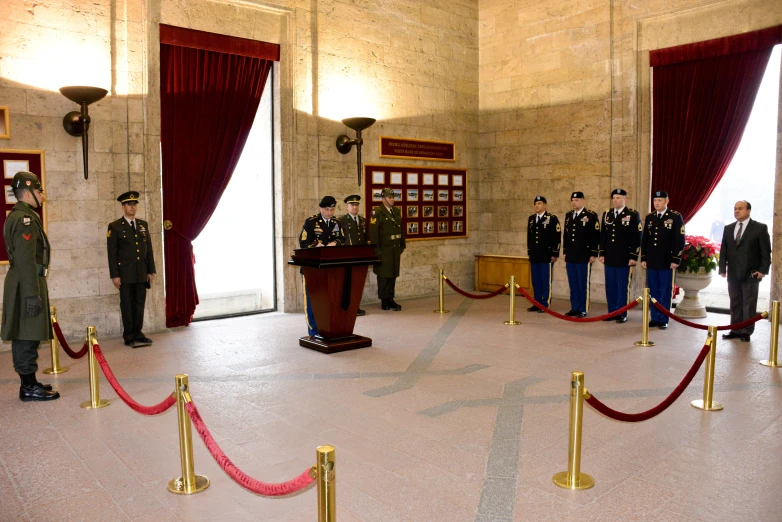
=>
[160,42,273,327]
[651,26,782,221]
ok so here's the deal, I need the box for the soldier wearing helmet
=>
[1,171,59,401]
[369,188,405,311]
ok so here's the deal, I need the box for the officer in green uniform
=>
[107,191,156,348]
[1,171,60,401]
[338,194,368,316]
[369,188,405,311]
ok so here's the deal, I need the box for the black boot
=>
[19,374,59,401]
[381,299,391,310]
[21,373,52,391]
[389,300,402,311]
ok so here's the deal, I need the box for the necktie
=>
[130,220,136,233]
[615,210,619,218]
[735,222,743,243]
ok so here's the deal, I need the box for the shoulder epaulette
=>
[670,210,680,215]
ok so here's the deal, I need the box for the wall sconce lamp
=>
[336,117,376,186]
[60,86,108,180]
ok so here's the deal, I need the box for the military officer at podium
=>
[599,188,642,323]
[641,190,685,330]
[338,194,367,316]
[107,191,156,348]
[526,196,561,312]
[563,192,599,318]
[370,188,405,311]
[2,171,60,401]
[299,196,344,336]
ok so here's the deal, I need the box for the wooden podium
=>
[288,245,379,354]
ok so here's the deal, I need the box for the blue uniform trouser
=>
[604,265,631,319]
[566,262,590,313]
[647,268,675,324]
[530,262,553,307]
[303,278,318,337]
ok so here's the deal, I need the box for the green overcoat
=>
[369,204,405,278]
[1,202,52,341]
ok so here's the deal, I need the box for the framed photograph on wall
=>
[392,189,403,200]
[422,173,434,185]
[422,206,434,217]
[372,189,383,201]
[453,205,463,217]
[4,185,17,205]
[438,173,449,185]
[422,189,434,201]
[437,190,449,201]
[372,171,385,184]
[438,206,449,218]
[407,172,419,185]
[407,189,418,201]
[438,222,449,233]
[452,174,463,186]
[407,206,418,218]
[407,222,418,235]
[453,221,463,232]
[390,172,403,184]
[453,190,464,201]
[4,159,28,179]
[423,221,434,233]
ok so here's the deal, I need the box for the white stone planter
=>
[675,271,713,318]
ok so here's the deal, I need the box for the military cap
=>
[611,188,627,197]
[653,190,669,198]
[11,171,43,191]
[319,195,337,208]
[570,191,584,199]
[117,191,140,204]
[344,194,361,204]
[534,195,547,203]
[380,188,395,198]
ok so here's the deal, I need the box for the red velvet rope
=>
[585,343,711,422]
[52,322,88,359]
[651,300,765,331]
[185,401,315,496]
[93,344,176,415]
[444,277,508,299]
[514,285,640,322]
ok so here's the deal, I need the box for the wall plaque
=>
[379,136,456,161]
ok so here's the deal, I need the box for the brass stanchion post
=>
[760,301,780,368]
[43,306,68,375]
[80,326,110,409]
[634,288,655,347]
[504,275,520,325]
[433,268,449,314]
[553,371,594,490]
[692,326,723,411]
[168,374,210,494]
[316,445,336,522]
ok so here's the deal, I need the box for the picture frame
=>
[4,185,17,204]
[437,190,449,201]
[390,172,403,185]
[0,107,9,140]
[438,173,449,186]
[372,171,385,184]
[453,221,463,232]
[452,174,463,186]
[407,172,419,185]
[438,222,449,233]
[453,190,464,201]
[438,206,449,218]
[407,222,418,234]
[453,205,464,217]
[423,206,434,217]
[423,173,434,185]
[372,189,383,201]
[423,221,434,234]
[4,159,29,179]
[407,206,418,218]
[407,189,419,201]
[422,189,434,201]
[392,189,403,200]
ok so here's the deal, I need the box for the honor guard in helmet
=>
[338,194,367,316]
[107,191,156,348]
[526,196,561,312]
[563,192,600,318]
[370,188,405,311]
[599,188,642,323]
[299,196,345,336]
[641,190,685,330]
[2,171,60,401]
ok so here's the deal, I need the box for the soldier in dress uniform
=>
[338,194,368,316]
[299,196,344,336]
[641,190,685,330]
[370,188,405,311]
[1,171,60,401]
[563,192,600,318]
[599,188,642,323]
[107,191,156,348]
[526,196,561,312]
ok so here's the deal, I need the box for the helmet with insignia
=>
[11,171,43,192]
[611,188,627,197]
[344,194,361,204]
[571,191,584,199]
[380,188,395,198]
[117,191,140,204]
[534,195,547,203]
[319,195,337,208]
[653,190,668,198]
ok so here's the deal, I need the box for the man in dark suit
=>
[563,191,599,318]
[719,200,771,343]
[338,194,367,316]
[526,196,561,312]
[107,191,156,348]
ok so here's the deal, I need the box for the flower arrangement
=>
[677,235,720,274]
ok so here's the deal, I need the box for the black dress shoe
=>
[135,336,153,344]
[576,312,587,318]
[722,332,741,340]
[527,305,539,312]
[390,300,402,310]
[658,323,668,330]
[381,299,392,311]
[20,383,60,402]
[740,334,751,343]
[565,310,577,317]
[602,317,615,322]
[615,316,627,324]
[537,308,545,313]
[124,340,134,347]
[649,321,659,328]
[357,309,366,316]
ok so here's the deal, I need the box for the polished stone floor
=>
[1,294,780,521]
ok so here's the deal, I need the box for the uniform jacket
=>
[1,202,52,341]
[718,219,771,283]
[107,217,156,284]
[563,208,600,263]
[527,212,561,264]
[370,205,405,278]
[299,214,345,249]
[337,213,368,246]
[599,207,642,267]
[641,209,685,270]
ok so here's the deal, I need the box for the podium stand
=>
[288,245,379,354]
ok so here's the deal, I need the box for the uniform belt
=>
[390,234,401,240]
